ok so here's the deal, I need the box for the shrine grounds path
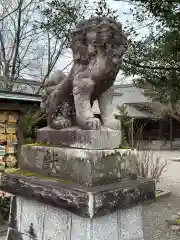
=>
[0,150,180,240]
[143,150,180,240]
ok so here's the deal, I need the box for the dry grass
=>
[134,150,168,182]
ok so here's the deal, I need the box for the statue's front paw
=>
[52,116,72,129]
[103,118,121,130]
[86,117,101,130]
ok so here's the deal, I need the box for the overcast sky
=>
[0,0,150,85]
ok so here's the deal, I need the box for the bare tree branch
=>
[0,4,20,21]
[10,0,23,82]
[0,29,6,63]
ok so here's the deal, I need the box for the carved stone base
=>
[20,145,138,186]
[36,126,121,149]
[7,196,145,240]
[0,173,155,218]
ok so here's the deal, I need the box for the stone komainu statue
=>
[41,17,127,130]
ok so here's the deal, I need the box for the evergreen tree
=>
[119,0,180,108]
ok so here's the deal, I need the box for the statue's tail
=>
[41,70,66,113]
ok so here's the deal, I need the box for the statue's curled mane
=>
[41,16,127,130]
[71,17,127,64]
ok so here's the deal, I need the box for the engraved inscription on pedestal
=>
[20,145,138,186]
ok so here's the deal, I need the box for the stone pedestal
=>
[1,172,155,240]
[8,196,144,240]
[0,127,156,240]
[20,145,138,186]
[37,126,121,149]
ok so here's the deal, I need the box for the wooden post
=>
[16,112,24,167]
[169,117,173,149]
[131,117,134,148]
[158,120,162,140]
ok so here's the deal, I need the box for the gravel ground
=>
[0,150,180,240]
[0,221,8,240]
[143,151,180,240]
[0,236,6,240]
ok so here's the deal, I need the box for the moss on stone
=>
[25,141,53,147]
[119,145,132,149]
[5,168,73,184]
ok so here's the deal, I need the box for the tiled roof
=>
[122,103,159,119]
[0,90,41,102]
